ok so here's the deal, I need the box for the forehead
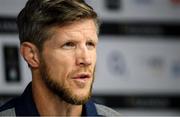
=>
[50,19,98,41]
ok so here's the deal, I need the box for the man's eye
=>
[62,42,75,49]
[86,42,96,49]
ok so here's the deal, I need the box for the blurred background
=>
[0,0,180,116]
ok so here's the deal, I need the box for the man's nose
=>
[76,47,91,67]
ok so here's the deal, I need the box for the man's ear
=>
[20,42,40,68]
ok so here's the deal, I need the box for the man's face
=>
[39,19,98,105]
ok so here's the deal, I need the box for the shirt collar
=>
[15,82,39,116]
[15,82,99,116]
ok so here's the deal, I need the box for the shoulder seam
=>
[0,108,16,116]
[95,103,120,116]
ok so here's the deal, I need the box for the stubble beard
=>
[39,58,95,105]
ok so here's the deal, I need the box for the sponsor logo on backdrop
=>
[107,50,127,77]
[171,60,180,79]
[0,17,17,33]
[140,56,165,79]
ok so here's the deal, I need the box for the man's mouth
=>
[72,73,91,79]
[72,73,91,88]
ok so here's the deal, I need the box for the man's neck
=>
[32,78,82,116]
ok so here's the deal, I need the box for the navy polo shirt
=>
[0,82,100,116]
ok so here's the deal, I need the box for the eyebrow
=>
[87,37,98,43]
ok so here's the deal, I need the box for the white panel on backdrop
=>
[86,0,180,22]
[94,36,180,95]
[0,35,31,94]
[0,0,179,21]
[0,0,27,16]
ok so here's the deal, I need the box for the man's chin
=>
[42,75,92,105]
[59,90,92,105]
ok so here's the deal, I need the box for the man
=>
[0,0,120,116]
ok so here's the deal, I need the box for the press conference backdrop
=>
[0,0,180,116]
